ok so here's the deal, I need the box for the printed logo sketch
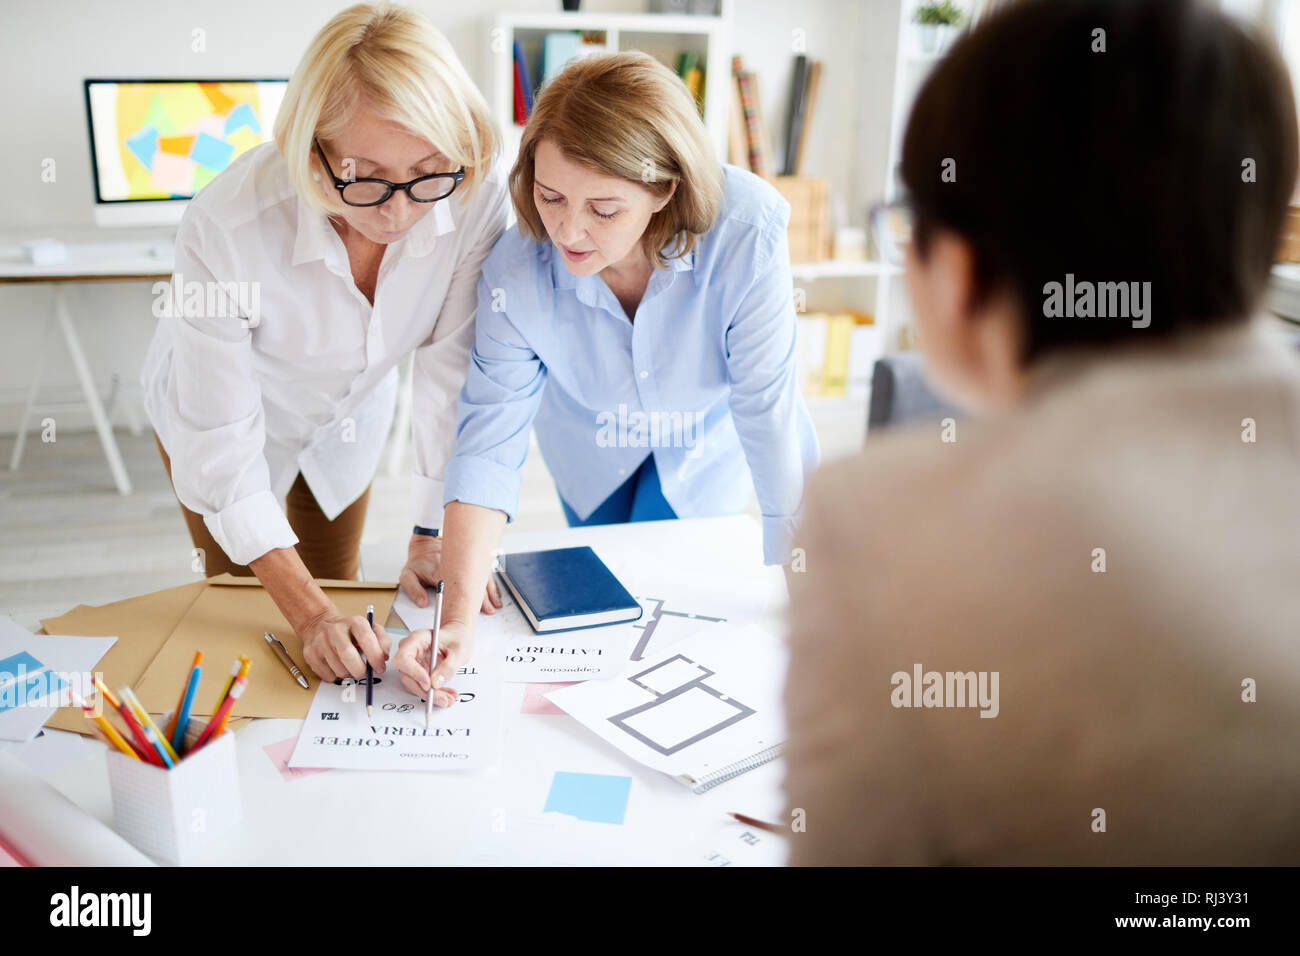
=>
[630,597,726,661]
[608,653,755,756]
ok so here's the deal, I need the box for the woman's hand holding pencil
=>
[392,621,462,710]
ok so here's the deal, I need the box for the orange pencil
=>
[164,651,203,740]
[211,658,250,736]
[92,675,122,711]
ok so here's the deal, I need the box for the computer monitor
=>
[84,78,287,227]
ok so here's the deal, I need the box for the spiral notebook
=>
[546,623,787,793]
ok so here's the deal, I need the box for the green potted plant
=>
[914,0,964,54]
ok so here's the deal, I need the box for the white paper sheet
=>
[287,626,503,771]
[547,623,788,787]
[455,810,652,866]
[394,582,636,682]
[0,615,117,742]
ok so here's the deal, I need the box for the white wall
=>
[0,0,899,433]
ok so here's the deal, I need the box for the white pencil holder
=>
[105,713,242,865]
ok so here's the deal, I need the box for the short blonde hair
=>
[274,2,499,213]
[510,51,723,269]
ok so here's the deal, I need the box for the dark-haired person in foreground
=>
[784,0,1300,865]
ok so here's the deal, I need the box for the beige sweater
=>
[783,321,1300,865]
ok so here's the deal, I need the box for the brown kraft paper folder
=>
[135,574,397,721]
[38,581,230,737]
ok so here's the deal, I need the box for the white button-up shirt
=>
[142,142,508,566]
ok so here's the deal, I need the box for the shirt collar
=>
[291,190,458,267]
[549,241,695,295]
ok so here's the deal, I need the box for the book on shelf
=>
[732,56,774,177]
[783,54,809,176]
[727,69,748,166]
[797,310,880,400]
[676,50,706,118]
[513,39,534,123]
[792,60,822,176]
[512,57,527,125]
[538,30,611,91]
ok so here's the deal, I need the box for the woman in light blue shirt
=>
[392,51,818,705]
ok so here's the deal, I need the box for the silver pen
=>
[264,631,310,690]
[427,580,444,728]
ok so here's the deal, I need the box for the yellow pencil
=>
[121,687,180,764]
[70,690,139,761]
[211,656,243,716]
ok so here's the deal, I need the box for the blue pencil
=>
[171,663,202,756]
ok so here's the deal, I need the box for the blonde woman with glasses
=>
[394,51,820,708]
[141,3,506,683]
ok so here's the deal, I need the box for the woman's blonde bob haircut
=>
[510,51,724,269]
[274,2,499,214]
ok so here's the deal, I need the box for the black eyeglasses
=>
[313,139,465,207]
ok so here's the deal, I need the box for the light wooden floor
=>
[0,401,865,630]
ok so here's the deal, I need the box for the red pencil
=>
[191,676,246,751]
[728,812,788,833]
[116,701,164,766]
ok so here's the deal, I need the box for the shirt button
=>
[639,370,649,379]
[618,467,627,476]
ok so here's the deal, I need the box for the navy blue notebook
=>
[498,547,643,634]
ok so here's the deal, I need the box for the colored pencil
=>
[121,686,179,764]
[171,657,204,755]
[70,690,139,760]
[211,658,249,737]
[114,698,164,766]
[92,675,122,712]
[728,812,788,833]
[165,651,203,740]
[193,676,246,750]
[211,657,241,716]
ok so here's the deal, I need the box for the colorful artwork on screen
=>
[88,81,284,202]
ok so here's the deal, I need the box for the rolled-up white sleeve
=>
[162,205,297,566]
[410,168,510,529]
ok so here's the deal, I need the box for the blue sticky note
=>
[544,771,632,825]
[125,125,158,168]
[224,102,261,137]
[0,670,65,714]
[0,651,43,682]
[191,132,235,172]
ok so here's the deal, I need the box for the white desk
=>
[1,230,176,494]
[2,516,791,866]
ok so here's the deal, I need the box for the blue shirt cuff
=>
[761,513,800,567]
[443,454,523,521]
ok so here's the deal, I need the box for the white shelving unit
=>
[872,0,986,353]
[489,6,733,164]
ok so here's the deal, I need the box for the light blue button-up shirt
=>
[443,164,820,565]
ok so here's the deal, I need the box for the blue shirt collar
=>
[549,240,696,313]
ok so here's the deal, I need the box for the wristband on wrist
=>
[412,525,440,538]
